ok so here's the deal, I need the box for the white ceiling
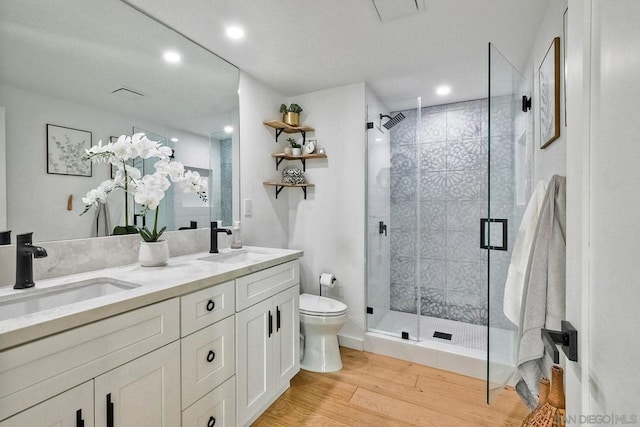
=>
[126,0,551,106]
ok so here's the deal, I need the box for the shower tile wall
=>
[220,138,233,226]
[389,98,514,327]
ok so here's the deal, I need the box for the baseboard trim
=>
[338,333,364,351]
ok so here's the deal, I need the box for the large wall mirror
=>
[0,0,239,243]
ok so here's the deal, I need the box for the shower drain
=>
[433,331,453,340]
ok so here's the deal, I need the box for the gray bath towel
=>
[514,175,566,409]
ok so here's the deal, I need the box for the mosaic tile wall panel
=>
[389,98,515,327]
[220,138,233,226]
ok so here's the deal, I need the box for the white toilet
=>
[299,293,348,373]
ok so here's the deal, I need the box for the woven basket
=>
[522,366,566,427]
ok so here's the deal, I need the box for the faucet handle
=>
[210,221,218,229]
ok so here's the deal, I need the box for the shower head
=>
[380,112,406,130]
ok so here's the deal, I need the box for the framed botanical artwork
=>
[539,37,561,149]
[46,124,92,176]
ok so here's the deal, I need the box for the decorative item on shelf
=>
[304,139,316,154]
[81,133,208,266]
[287,137,302,156]
[521,366,566,427]
[284,146,293,155]
[317,146,326,155]
[279,103,303,126]
[282,168,305,185]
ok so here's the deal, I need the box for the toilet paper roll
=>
[319,273,337,288]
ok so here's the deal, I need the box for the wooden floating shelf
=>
[263,120,315,143]
[271,152,327,171]
[263,181,315,199]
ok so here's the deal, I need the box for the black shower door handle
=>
[480,218,508,251]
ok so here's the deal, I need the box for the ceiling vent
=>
[111,87,144,100]
[372,0,419,22]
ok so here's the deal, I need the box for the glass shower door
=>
[366,97,422,341]
[487,43,531,402]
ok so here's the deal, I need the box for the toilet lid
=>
[299,293,348,317]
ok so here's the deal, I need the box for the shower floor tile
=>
[370,309,516,359]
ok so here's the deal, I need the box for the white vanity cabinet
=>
[235,261,300,427]
[0,381,94,427]
[0,255,302,427]
[0,299,181,426]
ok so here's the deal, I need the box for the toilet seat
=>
[299,293,348,317]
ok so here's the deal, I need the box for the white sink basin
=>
[0,277,140,321]
[198,249,271,264]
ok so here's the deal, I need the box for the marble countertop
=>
[0,246,303,351]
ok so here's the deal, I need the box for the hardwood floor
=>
[254,347,529,426]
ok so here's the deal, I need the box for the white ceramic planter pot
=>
[138,240,169,267]
[292,147,302,156]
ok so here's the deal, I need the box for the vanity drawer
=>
[235,260,299,311]
[0,299,179,421]
[181,315,235,409]
[181,280,235,337]
[182,376,235,427]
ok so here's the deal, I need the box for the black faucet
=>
[210,221,232,254]
[179,221,198,230]
[14,232,48,289]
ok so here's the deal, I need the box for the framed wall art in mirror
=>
[46,124,92,177]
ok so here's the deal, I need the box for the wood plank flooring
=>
[254,347,529,426]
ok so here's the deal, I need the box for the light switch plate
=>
[243,199,252,217]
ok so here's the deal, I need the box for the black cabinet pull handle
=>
[208,416,216,427]
[106,393,114,427]
[76,409,84,427]
[206,350,216,362]
[206,299,215,311]
[268,310,273,337]
[276,306,281,332]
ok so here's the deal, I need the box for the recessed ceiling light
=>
[226,26,245,40]
[375,138,382,142]
[170,137,179,142]
[224,126,233,134]
[436,85,451,96]
[163,51,181,63]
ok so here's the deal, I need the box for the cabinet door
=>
[0,381,94,427]
[94,341,181,427]
[272,284,300,391]
[235,297,273,426]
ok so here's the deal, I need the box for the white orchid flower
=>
[154,159,185,182]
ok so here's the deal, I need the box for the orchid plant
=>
[81,133,207,242]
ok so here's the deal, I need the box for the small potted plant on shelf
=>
[287,137,302,156]
[279,103,303,126]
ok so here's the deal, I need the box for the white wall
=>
[531,0,568,183]
[288,83,367,348]
[238,72,289,248]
